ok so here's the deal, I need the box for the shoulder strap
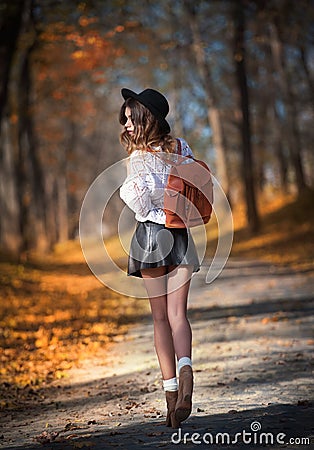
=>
[176,138,182,155]
[176,138,194,161]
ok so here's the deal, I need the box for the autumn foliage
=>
[0,245,148,409]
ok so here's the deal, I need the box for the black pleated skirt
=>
[127,221,200,278]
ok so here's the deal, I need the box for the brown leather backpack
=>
[164,139,213,228]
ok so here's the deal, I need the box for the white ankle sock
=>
[178,356,192,373]
[163,377,178,392]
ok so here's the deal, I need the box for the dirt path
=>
[1,259,313,449]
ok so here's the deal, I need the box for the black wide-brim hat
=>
[121,88,171,134]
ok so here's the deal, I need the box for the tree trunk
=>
[234,1,260,233]
[44,173,58,248]
[273,106,289,190]
[300,45,314,108]
[268,59,289,191]
[18,31,48,253]
[56,174,69,243]
[184,1,230,199]
[269,22,307,194]
[55,121,78,244]
[0,1,25,127]
[1,0,48,257]
[0,117,22,254]
[0,1,26,254]
[171,55,186,138]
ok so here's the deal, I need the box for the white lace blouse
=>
[119,138,194,224]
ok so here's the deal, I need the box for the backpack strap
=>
[176,138,182,156]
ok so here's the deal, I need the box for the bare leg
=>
[141,267,176,380]
[165,265,194,425]
[167,265,193,360]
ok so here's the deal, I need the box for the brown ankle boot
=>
[165,391,180,428]
[175,365,193,423]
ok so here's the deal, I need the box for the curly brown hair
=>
[119,98,176,154]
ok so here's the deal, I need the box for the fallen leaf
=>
[33,431,59,444]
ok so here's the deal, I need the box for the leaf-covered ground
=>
[206,190,314,269]
[0,251,149,409]
[232,190,314,267]
[1,253,313,449]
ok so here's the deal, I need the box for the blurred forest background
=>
[0,0,313,258]
[1,0,314,397]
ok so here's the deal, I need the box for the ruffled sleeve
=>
[119,151,154,219]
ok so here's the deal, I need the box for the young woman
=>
[119,88,200,429]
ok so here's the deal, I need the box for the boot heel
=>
[170,411,181,429]
[165,391,178,428]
